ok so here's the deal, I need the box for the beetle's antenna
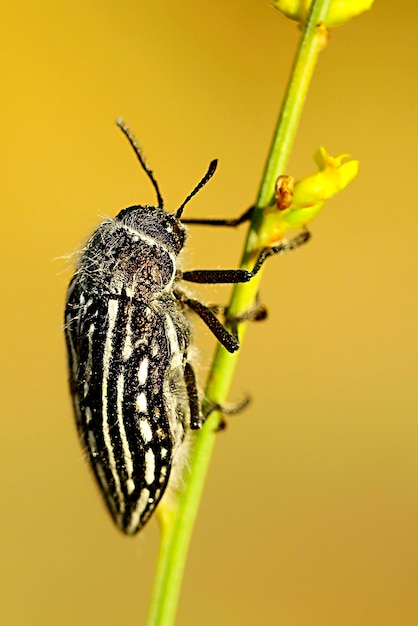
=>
[116,118,164,209]
[176,159,218,219]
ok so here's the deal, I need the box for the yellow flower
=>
[274,0,374,28]
[260,147,358,244]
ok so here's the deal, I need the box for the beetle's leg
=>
[225,296,268,339]
[175,293,239,353]
[203,396,251,431]
[184,360,250,431]
[181,206,254,227]
[184,362,202,429]
[182,230,310,285]
[203,396,251,420]
[206,298,268,325]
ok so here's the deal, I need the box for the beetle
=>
[64,119,309,534]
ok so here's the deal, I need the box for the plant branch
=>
[146,1,331,624]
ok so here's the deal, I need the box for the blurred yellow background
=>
[1,1,416,624]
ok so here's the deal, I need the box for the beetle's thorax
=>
[116,205,186,254]
[78,206,186,298]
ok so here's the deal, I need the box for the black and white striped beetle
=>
[64,119,309,535]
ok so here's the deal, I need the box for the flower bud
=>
[273,0,374,28]
[259,147,359,245]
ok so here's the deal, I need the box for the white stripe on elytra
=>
[136,392,148,414]
[139,419,153,443]
[83,323,95,396]
[116,373,135,495]
[163,314,182,368]
[122,307,133,360]
[85,405,92,424]
[144,449,155,485]
[65,320,78,380]
[126,488,150,535]
[102,299,125,512]
[137,357,149,386]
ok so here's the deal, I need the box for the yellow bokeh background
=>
[1,1,416,625]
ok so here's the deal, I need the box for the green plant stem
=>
[146,2,330,625]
